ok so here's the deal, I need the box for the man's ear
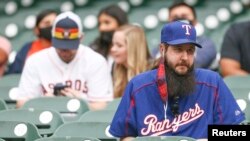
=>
[160,43,166,56]
[80,33,84,42]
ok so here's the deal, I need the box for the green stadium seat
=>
[224,75,250,90]
[223,75,250,123]
[229,89,250,123]
[0,74,21,109]
[53,121,117,141]
[22,97,89,122]
[104,98,121,111]
[0,109,64,137]
[0,98,8,111]
[0,121,41,141]
[34,136,101,141]
[79,110,115,123]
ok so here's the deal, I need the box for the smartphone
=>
[53,83,68,96]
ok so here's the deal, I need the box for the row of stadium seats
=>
[0,100,197,141]
[1,74,250,140]
[0,0,250,55]
[0,119,197,141]
[1,73,250,122]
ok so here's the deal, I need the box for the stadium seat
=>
[133,136,196,141]
[223,75,250,123]
[79,110,115,123]
[0,74,21,109]
[224,75,250,90]
[104,98,121,111]
[0,109,64,137]
[22,97,89,122]
[53,121,117,141]
[0,98,8,111]
[0,121,41,141]
[34,136,101,141]
[229,88,250,123]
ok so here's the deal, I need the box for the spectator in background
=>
[0,36,12,78]
[220,21,250,77]
[152,2,217,69]
[111,25,152,98]
[6,9,58,74]
[90,4,128,72]
[16,11,113,110]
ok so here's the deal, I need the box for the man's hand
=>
[60,87,82,98]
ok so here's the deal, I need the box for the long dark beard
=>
[165,61,196,98]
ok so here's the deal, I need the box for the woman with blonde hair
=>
[111,24,152,98]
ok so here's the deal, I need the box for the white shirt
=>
[17,45,113,102]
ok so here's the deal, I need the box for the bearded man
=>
[109,21,245,141]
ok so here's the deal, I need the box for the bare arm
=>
[120,137,135,141]
[88,101,107,111]
[220,58,249,77]
[16,99,28,108]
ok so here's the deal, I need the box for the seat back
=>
[230,89,250,123]
[104,98,121,111]
[0,98,8,111]
[22,97,89,122]
[35,136,101,141]
[79,110,115,123]
[133,136,196,141]
[53,122,117,141]
[224,75,250,90]
[0,109,64,137]
[0,121,41,141]
[0,74,21,109]
[223,75,250,122]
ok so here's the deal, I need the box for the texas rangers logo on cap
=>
[182,24,191,35]
[160,21,202,48]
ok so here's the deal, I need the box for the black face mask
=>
[99,31,114,48]
[38,26,52,41]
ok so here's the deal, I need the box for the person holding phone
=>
[16,11,113,110]
[53,83,69,96]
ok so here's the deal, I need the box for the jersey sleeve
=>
[17,57,43,100]
[109,81,138,137]
[86,57,113,102]
[213,74,245,124]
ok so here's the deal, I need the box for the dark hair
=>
[169,2,197,19]
[98,4,128,26]
[35,9,58,27]
[90,5,128,59]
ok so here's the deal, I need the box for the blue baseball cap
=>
[161,21,202,48]
[52,11,83,50]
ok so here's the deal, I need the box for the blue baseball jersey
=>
[109,68,245,139]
